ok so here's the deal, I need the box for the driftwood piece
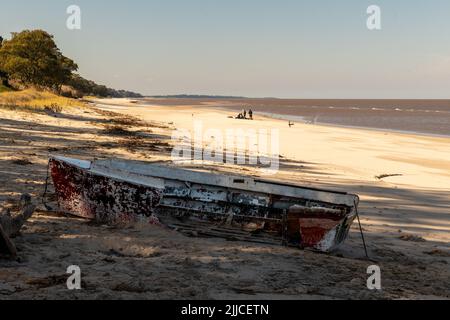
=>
[0,224,17,258]
[0,194,36,258]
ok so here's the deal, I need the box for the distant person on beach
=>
[243,110,247,119]
[249,109,253,120]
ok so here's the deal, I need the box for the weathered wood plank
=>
[0,194,35,258]
[0,224,17,258]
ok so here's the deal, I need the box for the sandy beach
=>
[0,98,449,300]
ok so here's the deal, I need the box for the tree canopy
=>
[0,30,78,90]
[0,29,141,97]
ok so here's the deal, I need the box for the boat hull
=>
[50,156,358,252]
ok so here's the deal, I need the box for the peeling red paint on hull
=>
[50,159,162,224]
[49,156,359,252]
[298,218,342,250]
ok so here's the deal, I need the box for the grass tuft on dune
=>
[0,88,86,113]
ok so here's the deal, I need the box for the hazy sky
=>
[1,0,450,98]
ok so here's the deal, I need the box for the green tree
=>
[0,36,8,85]
[0,30,78,91]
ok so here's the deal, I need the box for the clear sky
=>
[1,0,450,98]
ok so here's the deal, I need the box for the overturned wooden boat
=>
[49,156,359,252]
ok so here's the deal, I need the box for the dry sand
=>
[0,98,449,300]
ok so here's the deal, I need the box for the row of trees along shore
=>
[0,30,142,98]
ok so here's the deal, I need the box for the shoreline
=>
[98,98,450,140]
[212,106,450,140]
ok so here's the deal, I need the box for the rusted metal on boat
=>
[50,156,360,252]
